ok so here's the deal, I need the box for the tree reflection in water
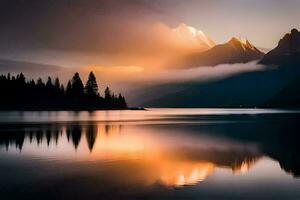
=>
[0,114,300,184]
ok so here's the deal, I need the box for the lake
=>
[1,108,300,200]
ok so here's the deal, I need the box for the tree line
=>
[0,72,127,110]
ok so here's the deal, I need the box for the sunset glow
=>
[1,1,300,199]
[14,122,261,187]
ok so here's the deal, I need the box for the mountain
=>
[173,23,215,51]
[260,28,300,66]
[171,37,264,68]
[259,28,300,108]
[135,29,300,108]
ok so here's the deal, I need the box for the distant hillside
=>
[142,65,300,108]
[265,76,300,108]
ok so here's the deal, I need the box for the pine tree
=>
[53,77,62,96]
[46,77,53,88]
[66,81,72,96]
[70,72,84,97]
[54,77,60,89]
[0,72,128,110]
[116,93,127,108]
[104,86,112,100]
[37,78,45,88]
[17,73,25,84]
[85,71,98,97]
[121,96,127,108]
[60,84,65,94]
[118,94,123,104]
[29,79,36,87]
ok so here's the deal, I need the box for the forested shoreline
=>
[0,72,127,110]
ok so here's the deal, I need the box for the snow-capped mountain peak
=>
[173,23,215,49]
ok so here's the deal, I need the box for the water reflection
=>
[1,117,300,183]
[0,123,263,186]
[1,110,300,200]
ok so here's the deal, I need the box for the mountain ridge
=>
[260,28,300,66]
[137,28,300,108]
[170,37,264,68]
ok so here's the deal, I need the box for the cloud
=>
[146,61,268,83]
[0,21,216,71]
[82,61,268,85]
[0,1,215,70]
[0,1,172,54]
[0,58,269,99]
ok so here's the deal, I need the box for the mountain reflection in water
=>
[0,109,300,200]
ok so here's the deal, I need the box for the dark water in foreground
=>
[0,109,300,200]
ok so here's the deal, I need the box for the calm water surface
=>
[0,108,300,200]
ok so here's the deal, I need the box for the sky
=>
[1,0,299,49]
[0,0,299,89]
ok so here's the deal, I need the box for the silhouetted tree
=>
[118,93,127,107]
[29,79,36,87]
[70,72,84,97]
[46,77,53,89]
[17,73,25,84]
[85,71,98,97]
[66,81,72,96]
[0,72,128,110]
[54,77,60,89]
[37,78,45,88]
[60,84,65,94]
[54,77,61,94]
[104,86,112,100]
